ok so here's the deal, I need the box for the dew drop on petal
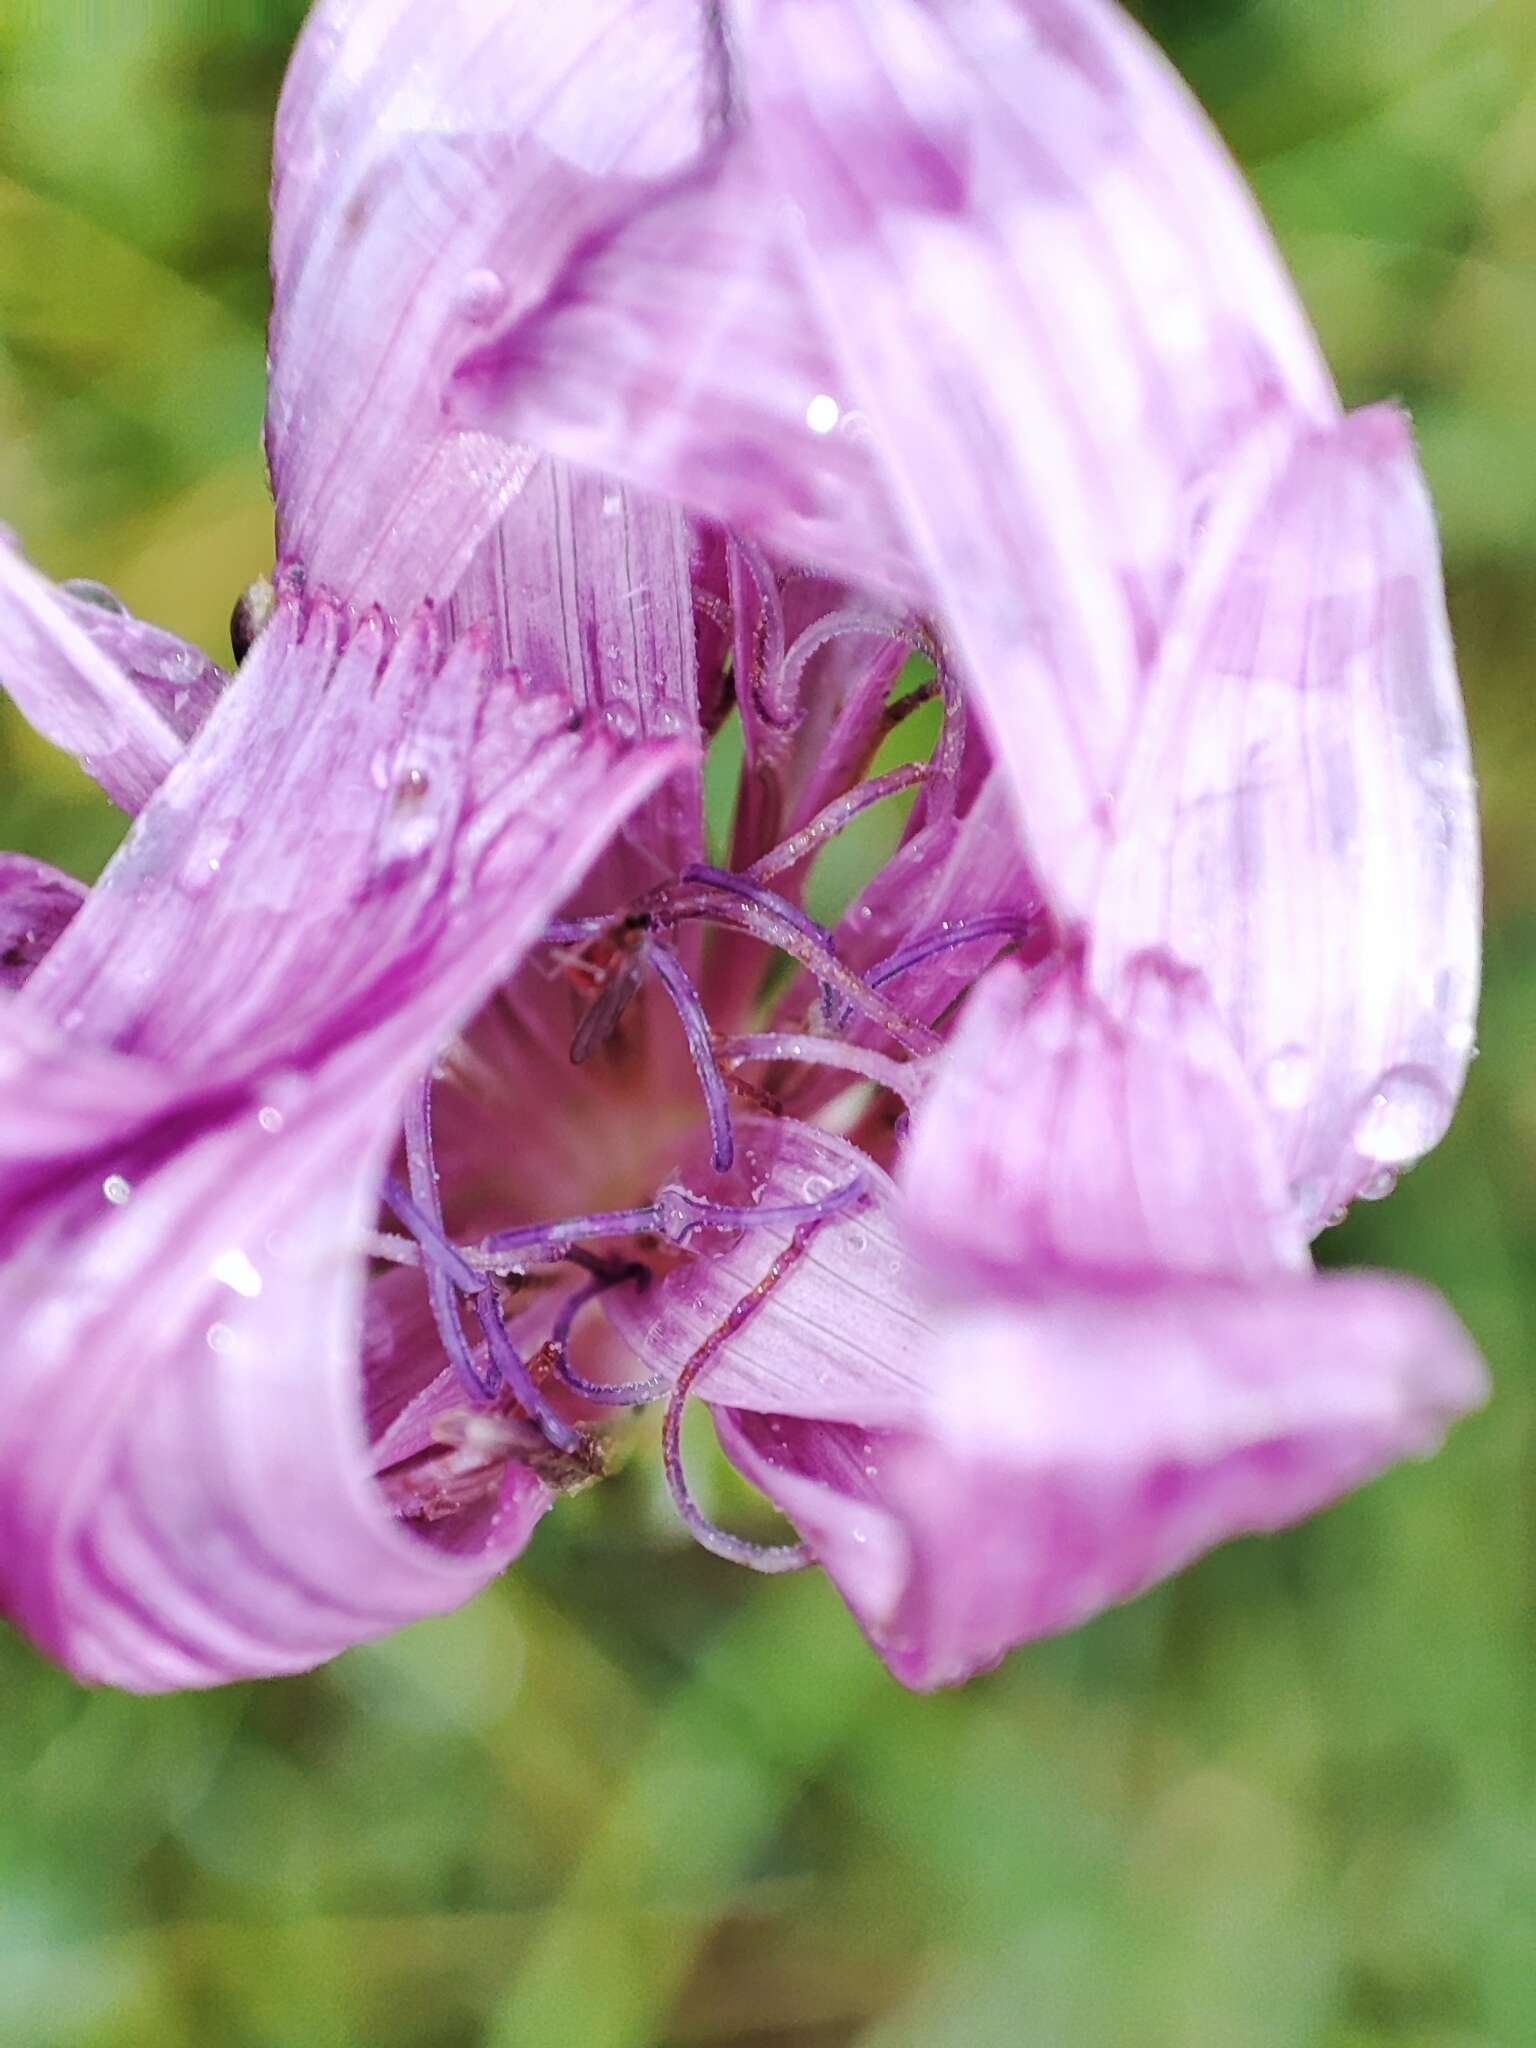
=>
[62,577,128,615]
[210,1248,263,1298]
[655,1186,696,1241]
[456,267,507,325]
[102,1173,132,1206]
[257,1105,284,1134]
[1259,1044,1314,1112]
[1351,1064,1453,1167]
[1359,1168,1398,1201]
[206,1322,237,1355]
[805,393,841,434]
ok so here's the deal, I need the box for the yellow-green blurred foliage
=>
[1,3,1533,2045]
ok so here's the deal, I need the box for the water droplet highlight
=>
[1351,1064,1453,1167]
[1260,1045,1314,1112]
[102,1173,132,1206]
[210,1248,263,1299]
[805,393,841,434]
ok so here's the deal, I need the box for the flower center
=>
[372,574,1040,1560]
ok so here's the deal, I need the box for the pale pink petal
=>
[0,855,86,991]
[0,592,678,1688]
[454,0,1337,908]
[446,459,704,892]
[1091,406,1480,1228]
[604,1118,933,1422]
[452,136,924,599]
[268,0,726,608]
[57,581,226,743]
[901,952,1306,1287]
[719,1271,1486,1688]
[737,0,1338,913]
[0,539,184,813]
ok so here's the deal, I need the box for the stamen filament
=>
[718,1033,925,1108]
[666,872,939,1056]
[867,911,1037,990]
[472,1288,584,1455]
[476,1175,867,1268]
[403,1084,502,1403]
[777,608,927,710]
[747,762,929,884]
[646,938,735,1171]
[662,1225,821,1574]
[544,1266,669,1408]
[381,1174,480,1291]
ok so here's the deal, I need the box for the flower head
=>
[0,0,1484,1691]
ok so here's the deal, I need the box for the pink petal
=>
[56,580,226,743]
[0,593,678,1688]
[738,0,1338,912]
[1091,406,1480,1227]
[446,460,704,892]
[0,539,184,812]
[604,1118,934,1423]
[0,855,86,991]
[452,135,924,600]
[268,0,725,609]
[901,951,1306,1287]
[719,1269,1486,1689]
[455,0,1338,910]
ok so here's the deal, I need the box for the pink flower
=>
[0,0,1483,1692]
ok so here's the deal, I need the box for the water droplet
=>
[62,577,127,615]
[604,703,639,741]
[456,267,507,324]
[802,1175,831,1202]
[655,1186,696,1240]
[378,746,453,862]
[863,1463,880,1480]
[206,1322,237,1355]
[805,393,841,435]
[1351,1064,1452,1167]
[1260,1045,1314,1112]
[257,1105,284,1134]
[600,489,624,518]
[1359,1168,1397,1201]
[102,1173,132,1206]
[210,1248,263,1298]
[850,1525,868,1545]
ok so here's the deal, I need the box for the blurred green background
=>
[2,2,1533,2044]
